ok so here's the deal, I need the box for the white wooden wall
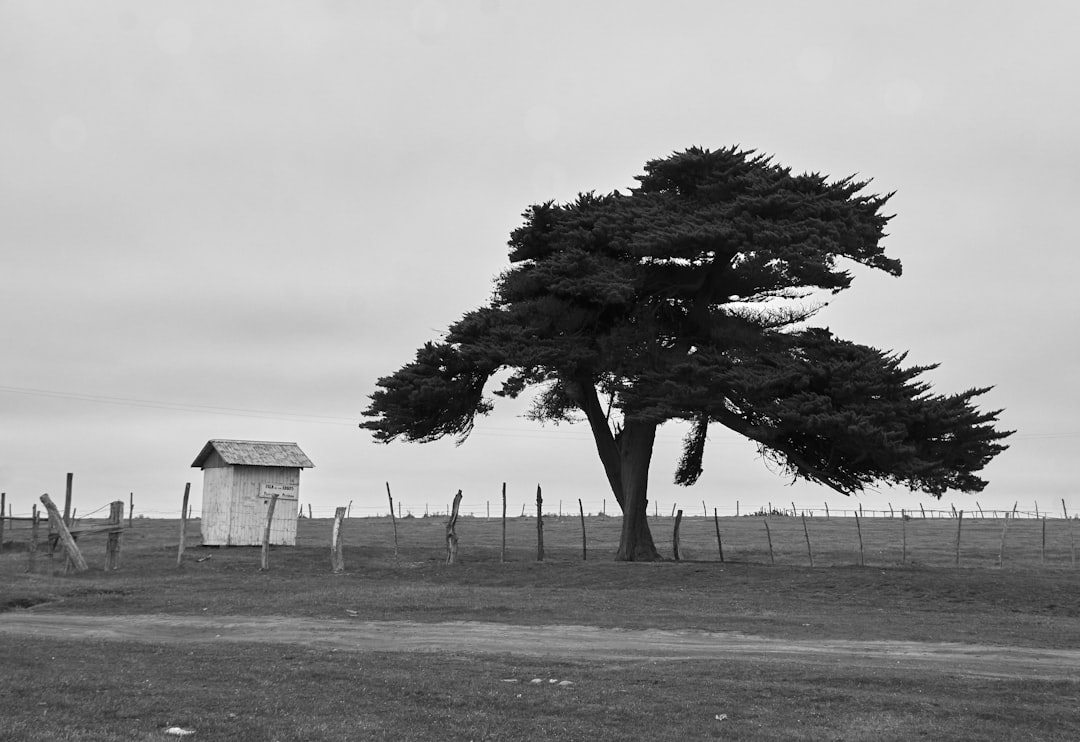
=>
[200,465,300,546]
[200,466,234,545]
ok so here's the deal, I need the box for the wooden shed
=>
[192,439,314,546]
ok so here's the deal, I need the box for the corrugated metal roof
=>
[191,439,315,469]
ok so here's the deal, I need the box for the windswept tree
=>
[362,147,1011,561]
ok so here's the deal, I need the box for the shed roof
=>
[191,439,315,469]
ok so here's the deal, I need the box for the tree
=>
[361,146,1011,561]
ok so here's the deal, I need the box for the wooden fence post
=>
[128,492,134,527]
[386,482,399,559]
[260,492,279,571]
[763,519,775,565]
[105,501,123,570]
[39,493,88,572]
[446,490,462,565]
[702,500,707,518]
[535,484,544,562]
[1063,498,1069,519]
[673,509,684,561]
[824,502,830,520]
[500,483,507,563]
[998,513,1009,568]
[0,491,5,554]
[331,507,346,573]
[954,510,963,567]
[714,508,724,562]
[27,505,40,572]
[901,509,907,565]
[855,513,864,567]
[1041,517,1046,565]
[177,483,190,568]
[801,513,814,567]
[64,473,73,527]
[579,498,587,561]
[1070,517,1076,568]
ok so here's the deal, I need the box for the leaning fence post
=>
[855,513,864,567]
[714,508,724,562]
[331,506,346,573]
[535,485,544,562]
[39,493,88,573]
[578,498,587,561]
[673,509,684,561]
[176,483,190,568]
[801,513,814,567]
[763,519,775,565]
[386,482,399,559]
[260,492,280,571]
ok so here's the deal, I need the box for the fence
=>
[2,480,1077,572]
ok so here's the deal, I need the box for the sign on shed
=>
[192,439,314,546]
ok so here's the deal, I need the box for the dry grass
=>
[1,514,1078,741]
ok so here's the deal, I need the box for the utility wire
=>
[0,385,358,425]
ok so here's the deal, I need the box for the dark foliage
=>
[363,147,1010,553]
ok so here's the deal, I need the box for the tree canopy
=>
[362,146,1011,560]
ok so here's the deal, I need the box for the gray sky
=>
[2,1,1077,520]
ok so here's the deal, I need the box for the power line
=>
[0,385,359,426]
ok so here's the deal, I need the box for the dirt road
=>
[1,612,1077,680]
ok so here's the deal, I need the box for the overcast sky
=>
[2,1,1077,520]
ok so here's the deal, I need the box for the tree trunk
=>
[614,421,661,561]
[568,379,662,561]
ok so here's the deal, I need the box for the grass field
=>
[1,514,1078,741]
